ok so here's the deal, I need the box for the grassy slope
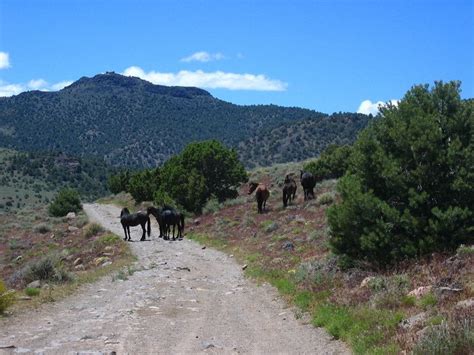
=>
[188,163,474,354]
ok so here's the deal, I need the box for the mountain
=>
[0,72,372,168]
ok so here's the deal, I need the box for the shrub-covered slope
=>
[0,72,371,168]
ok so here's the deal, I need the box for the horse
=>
[147,206,185,240]
[248,182,270,214]
[120,207,150,241]
[282,174,297,207]
[300,170,316,201]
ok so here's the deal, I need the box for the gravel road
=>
[0,203,349,354]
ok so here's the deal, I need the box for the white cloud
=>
[123,66,287,91]
[0,79,73,97]
[51,80,73,90]
[357,99,399,115]
[27,79,49,90]
[181,51,225,62]
[0,82,23,96]
[0,52,10,69]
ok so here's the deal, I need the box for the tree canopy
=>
[327,81,474,267]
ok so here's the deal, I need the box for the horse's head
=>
[248,182,259,195]
[120,207,130,217]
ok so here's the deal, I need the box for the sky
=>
[0,0,472,114]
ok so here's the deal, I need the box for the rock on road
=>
[0,203,349,354]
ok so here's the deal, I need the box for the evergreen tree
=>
[328,81,474,266]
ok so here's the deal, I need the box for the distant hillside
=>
[0,72,371,167]
[238,112,370,168]
[0,149,114,211]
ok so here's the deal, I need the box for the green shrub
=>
[317,192,335,206]
[21,255,73,284]
[457,244,474,256]
[0,279,16,313]
[413,319,474,355]
[153,189,178,209]
[158,140,248,213]
[25,287,40,297]
[94,234,121,247]
[328,81,474,266]
[260,220,279,233]
[48,188,82,217]
[33,223,52,234]
[419,292,438,309]
[83,223,104,238]
[202,197,222,215]
[304,144,353,182]
[74,215,89,228]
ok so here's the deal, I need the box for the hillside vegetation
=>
[0,148,114,212]
[0,72,371,168]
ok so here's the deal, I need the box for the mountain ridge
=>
[0,72,371,168]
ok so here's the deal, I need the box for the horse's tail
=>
[180,214,185,235]
[147,215,151,236]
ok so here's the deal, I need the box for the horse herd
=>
[119,205,184,242]
[119,170,317,241]
[248,170,317,213]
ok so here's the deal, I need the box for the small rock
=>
[73,257,83,266]
[18,296,32,301]
[201,246,206,250]
[103,252,114,257]
[101,261,113,267]
[294,215,306,224]
[68,226,79,232]
[455,298,474,310]
[408,286,432,299]
[27,280,41,289]
[14,255,22,263]
[42,283,50,290]
[104,246,114,251]
[94,256,111,266]
[50,234,55,239]
[75,264,85,271]
[282,241,294,251]
[193,218,201,226]
[399,312,428,330]
[66,212,76,219]
[242,264,248,270]
[360,276,376,288]
[201,341,215,350]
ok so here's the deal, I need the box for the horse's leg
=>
[122,225,127,241]
[172,224,176,240]
[126,226,131,241]
[140,223,146,241]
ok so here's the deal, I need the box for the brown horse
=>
[282,174,297,207]
[248,182,270,213]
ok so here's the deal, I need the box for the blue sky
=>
[0,0,472,114]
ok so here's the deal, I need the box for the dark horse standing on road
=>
[120,208,150,241]
[282,174,297,207]
[248,182,270,214]
[147,206,185,240]
[300,170,316,201]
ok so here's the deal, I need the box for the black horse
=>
[147,206,185,240]
[120,208,151,241]
[282,174,297,207]
[300,170,316,201]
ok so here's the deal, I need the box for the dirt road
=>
[0,203,349,354]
